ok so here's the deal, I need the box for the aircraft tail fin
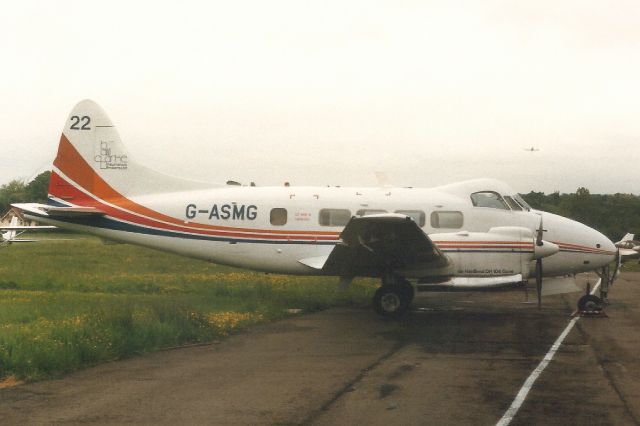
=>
[48,99,215,207]
[617,233,635,244]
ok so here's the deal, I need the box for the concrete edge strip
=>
[495,278,602,426]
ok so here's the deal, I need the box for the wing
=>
[300,213,450,277]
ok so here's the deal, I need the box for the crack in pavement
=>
[298,340,407,425]
[575,321,640,425]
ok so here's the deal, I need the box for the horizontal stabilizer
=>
[0,225,56,231]
[12,203,105,218]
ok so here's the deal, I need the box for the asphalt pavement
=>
[1,272,639,425]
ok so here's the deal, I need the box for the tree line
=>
[521,188,640,242]
[1,173,638,241]
[0,172,50,215]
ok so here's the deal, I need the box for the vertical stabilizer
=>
[620,233,635,243]
[48,99,215,206]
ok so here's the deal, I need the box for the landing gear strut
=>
[373,274,414,317]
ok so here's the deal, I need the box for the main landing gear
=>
[373,274,414,317]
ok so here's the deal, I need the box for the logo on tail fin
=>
[94,141,128,170]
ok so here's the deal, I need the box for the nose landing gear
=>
[576,294,604,313]
[574,269,609,317]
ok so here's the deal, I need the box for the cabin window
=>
[470,191,509,210]
[270,208,287,226]
[356,209,387,217]
[319,209,351,226]
[395,210,426,227]
[503,196,522,211]
[430,211,464,229]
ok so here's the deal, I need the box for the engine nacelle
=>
[431,226,558,279]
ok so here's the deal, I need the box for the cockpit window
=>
[503,196,522,211]
[513,194,531,211]
[470,191,509,210]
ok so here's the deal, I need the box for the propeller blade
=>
[536,258,542,309]
[612,250,622,283]
[536,218,544,247]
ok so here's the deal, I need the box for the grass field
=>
[621,260,640,272]
[0,238,376,383]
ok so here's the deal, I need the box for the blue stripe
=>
[47,197,71,207]
[50,216,338,246]
[442,250,534,254]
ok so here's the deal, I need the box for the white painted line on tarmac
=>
[495,279,601,426]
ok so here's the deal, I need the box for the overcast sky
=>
[2,0,639,194]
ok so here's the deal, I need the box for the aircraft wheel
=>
[373,286,409,317]
[577,294,603,312]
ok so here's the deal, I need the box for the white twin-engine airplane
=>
[0,216,56,245]
[15,100,619,316]
[616,233,640,262]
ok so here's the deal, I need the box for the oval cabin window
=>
[270,208,287,226]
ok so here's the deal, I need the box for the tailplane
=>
[48,99,215,206]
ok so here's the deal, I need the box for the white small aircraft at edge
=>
[616,233,640,261]
[14,100,619,316]
[0,216,56,245]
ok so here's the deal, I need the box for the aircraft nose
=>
[541,211,617,274]
[591,228,617,266]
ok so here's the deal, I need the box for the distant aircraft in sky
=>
[0,216,56,244]
[14,100,618,316]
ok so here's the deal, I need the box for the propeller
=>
[535,219,544,309]
[532,218,559,309]
[611,249,622,284]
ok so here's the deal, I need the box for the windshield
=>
[513,194,531,211]
[470,191,509,210]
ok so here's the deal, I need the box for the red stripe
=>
[51,173,339,241]
[435,240,533,245]
[51,135,339,237]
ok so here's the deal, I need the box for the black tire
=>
[373,286,409,317]
[577,294,603,312]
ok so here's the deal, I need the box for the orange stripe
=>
[52,134,339,237]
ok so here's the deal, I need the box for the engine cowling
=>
[431,226,559,279]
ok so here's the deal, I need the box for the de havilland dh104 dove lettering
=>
[15,100,620,316]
